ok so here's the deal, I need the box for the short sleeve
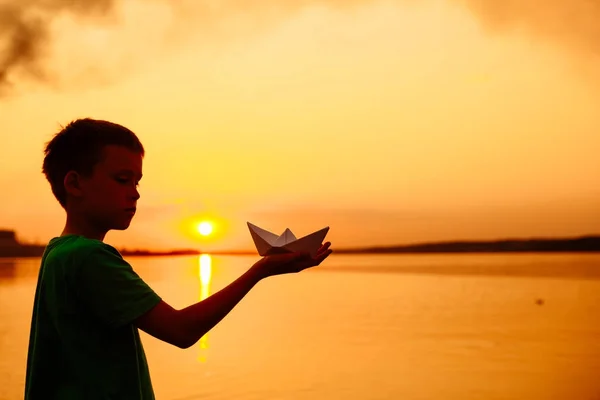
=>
[76,244,162,328]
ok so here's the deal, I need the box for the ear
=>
[63,171,84,198]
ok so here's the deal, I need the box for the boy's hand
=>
[252,242,332,279]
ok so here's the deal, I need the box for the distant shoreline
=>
[2,232,600,258]
[203,235,600,256]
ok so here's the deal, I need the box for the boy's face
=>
[77,145,143,232]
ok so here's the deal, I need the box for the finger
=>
[318,242,331,252]
[315,243,332,258]
[315,243,330,256]
[315,249,333,264]
[299,250,332,271]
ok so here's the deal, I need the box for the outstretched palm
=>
[253,242,333,278]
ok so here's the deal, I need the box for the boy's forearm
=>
[177,265,264,347]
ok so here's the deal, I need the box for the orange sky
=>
[1,0,599,251]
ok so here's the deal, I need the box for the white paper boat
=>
[247,222,329,257]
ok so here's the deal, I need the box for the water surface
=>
[1,253,599,399]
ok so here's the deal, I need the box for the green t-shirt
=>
[25,235,162,399]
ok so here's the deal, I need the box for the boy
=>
[25,118,332,399]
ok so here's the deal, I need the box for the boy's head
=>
[42,118,145,232]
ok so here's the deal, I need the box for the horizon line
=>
[119,234,600,256]
[2,228,600,255]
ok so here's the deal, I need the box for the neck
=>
[62,213,107,241]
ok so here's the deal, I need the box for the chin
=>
[112,220,133,231]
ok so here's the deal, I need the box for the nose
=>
[132,186,140,201]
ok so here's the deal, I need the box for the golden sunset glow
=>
[1,1,599,252]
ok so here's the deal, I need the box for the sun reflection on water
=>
[198,254,212,362]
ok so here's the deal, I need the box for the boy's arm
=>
[135,243,332,349]
[135,266,262,349]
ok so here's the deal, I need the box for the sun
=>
[197,221,213,236]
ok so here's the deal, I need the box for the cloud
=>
[2,0,599,96]
[0,0,374,96]
[0,0,117,93]
[457,0,600,58]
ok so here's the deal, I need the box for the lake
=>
[1,253,600,399]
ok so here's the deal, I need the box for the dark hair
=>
[42,118,145,208]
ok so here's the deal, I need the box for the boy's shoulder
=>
[44,235,122,266]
